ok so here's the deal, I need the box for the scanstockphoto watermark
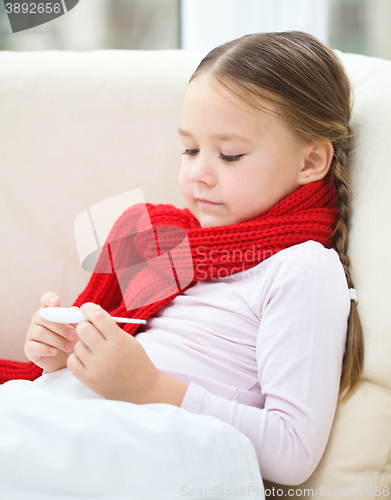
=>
[3,0,80,33]
[181,485,390,498]
[196,244,277,266]
[195,244,314,282]
[195,261,314,282]
[180,485,315,497]
[196,243,327,266]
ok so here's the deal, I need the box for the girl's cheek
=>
[178,168,190,197]
[179,161,192,181]
[178,167,185,185]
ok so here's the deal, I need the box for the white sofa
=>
[0,48,390,497]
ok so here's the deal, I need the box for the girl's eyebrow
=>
[178,126,253,143]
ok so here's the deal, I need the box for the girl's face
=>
[178,74,311,228]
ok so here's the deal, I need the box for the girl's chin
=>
[199,217,230,228]
[188,205,229,228]
[198,217,218,228]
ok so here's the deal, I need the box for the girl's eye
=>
[181,149,244,162]
[181,149,199,156]
[220,153,244,162]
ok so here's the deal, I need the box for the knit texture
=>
[0,173,339,384]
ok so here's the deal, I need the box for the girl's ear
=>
[298,140,334,185]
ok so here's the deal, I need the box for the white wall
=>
[180,0,329,51]
[57,0,108,50]
[366,0,391,60]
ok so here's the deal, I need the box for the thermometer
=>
[39,307,147,325]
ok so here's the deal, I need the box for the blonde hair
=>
[189,31,363,405]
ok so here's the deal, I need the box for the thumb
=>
[41,292,64,308]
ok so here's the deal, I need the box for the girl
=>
[0,31,363,487]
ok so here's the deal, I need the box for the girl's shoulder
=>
[270,240,339,266]
[262,240,347,295]
[260,240,346,289]
[259,240,350,317]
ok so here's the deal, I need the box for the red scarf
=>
[0,173,338,383]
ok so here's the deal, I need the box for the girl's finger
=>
[25,340,58,361]
[79,303,119,340]
[67,351,86,377]
[33,325,76,353]
[40,292,62,308]
[76,320,104,351]
[34,310,78,341]
[74,338,93,362]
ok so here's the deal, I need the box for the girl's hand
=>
[25,292,78,373]
[67,303,161,403]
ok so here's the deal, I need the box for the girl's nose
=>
[189,157,216,185]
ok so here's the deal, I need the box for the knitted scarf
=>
[0,173,339,384]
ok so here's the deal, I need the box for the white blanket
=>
[0,369,265,499]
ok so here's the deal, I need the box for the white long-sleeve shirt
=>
[135,240,351,485]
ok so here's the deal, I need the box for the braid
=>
[330,130,364,404]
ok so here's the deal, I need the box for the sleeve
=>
[180,246,350,486]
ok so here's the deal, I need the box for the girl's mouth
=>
[198,199,222,208]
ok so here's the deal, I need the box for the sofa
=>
[0,47,390,497]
